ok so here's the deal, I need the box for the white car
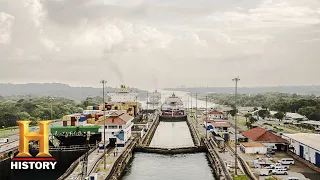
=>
[272,168,288,175]
[260,169,272,176]
[278,158,294,165]
[287,177,299,180]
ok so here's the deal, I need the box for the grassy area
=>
[233,175,248,180]
[0,119,62,132]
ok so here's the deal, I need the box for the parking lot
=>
[240,150,319,180]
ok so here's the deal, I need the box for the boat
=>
[51,85,141,147]
[160,93,187,121]
[147,90,161,110]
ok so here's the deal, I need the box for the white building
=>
[108,85,138,102]
[300,120,320,130]
[240,142,267,154]
[207,110,224,120]
[98,110,134,147]
[282,133,320,167]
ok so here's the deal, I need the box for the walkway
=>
[66,147,102,180]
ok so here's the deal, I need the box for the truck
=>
[270,163,290,170]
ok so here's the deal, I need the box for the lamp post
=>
[232,77,240,175]
[205,96,208,140]
[146,93,149,120]
[100,80,107,170]
[196,93,198,125]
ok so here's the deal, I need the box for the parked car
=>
[260,169,272,176]
[272,168,288,175]
[270,163,290,170]
[287,177,299,180]
[278,158,295,165]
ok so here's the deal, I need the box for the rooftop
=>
[208,110,223,115]
[282,133,320,151]
[241,127,288,143]
[300,120,320,126]
[210,121,230,128]
[241,142,265,147]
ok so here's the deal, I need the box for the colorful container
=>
[87,106,93,110]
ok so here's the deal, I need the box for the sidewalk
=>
[96,146,126,180]
[66,147,102,180]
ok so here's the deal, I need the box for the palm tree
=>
[244,113,252,123]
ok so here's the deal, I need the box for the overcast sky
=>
[1,0,320,89]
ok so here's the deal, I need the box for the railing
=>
[32,144,96,151]
[57,144,98,180]
[106,138,138,180]
[187,117,201,146]
[226,144,257,180]
[87,147,114,175]
[204,139,232,180]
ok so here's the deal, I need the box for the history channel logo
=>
[11,120,57,170]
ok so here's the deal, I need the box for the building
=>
[205,120,230,141]
[285,112,307,121]
[98,110,134,147]
[300,120,320,131]
[241,127,288,151]
[282,133,320,167]
[240,142,268,154]
[207,110,224,119]
[108,85,138,102]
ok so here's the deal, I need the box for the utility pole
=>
[191,93,193,116]
[205,96,208,140]
[146,93,149,120]
[232,77,240,175]
[196,93,198,125]
[80,131,90,179]
[100,80,107,170]
[153,91,155,111]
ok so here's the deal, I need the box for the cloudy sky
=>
[1,0,320,89]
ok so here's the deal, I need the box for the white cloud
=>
[0,12,15,44]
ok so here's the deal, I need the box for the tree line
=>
[0,96,103,128]
[200,92,320,120]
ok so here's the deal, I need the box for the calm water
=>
[122,153,215,180]
[122,121,215,180]
[149,121,194,148]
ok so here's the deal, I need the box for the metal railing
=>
[206,138,232,180]
[57,144,98,180]
[226,144,257,180]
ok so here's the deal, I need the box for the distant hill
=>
[0,83,148,101]
[164,85,320,95]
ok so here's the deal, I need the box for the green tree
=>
[244,113,252,122]
[274,112,285,121]
[258,110,269,119]
[297,106,317,118]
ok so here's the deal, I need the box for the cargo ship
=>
[160,93,186,121]
[147,90,161,110]
[51,85,141,147]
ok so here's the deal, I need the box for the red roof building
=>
[241,127,288,143]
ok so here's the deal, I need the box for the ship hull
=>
[0,149,86,180]
[55,133,101,146]
[159,115,187,121]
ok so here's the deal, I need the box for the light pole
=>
[232,77,240,175]
[146,93,149,120]
[100,80,107,170]
[205,96,208,140]
[196,93,198,125]
[191,93,193,116]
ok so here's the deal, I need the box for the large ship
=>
[51,85,140,147]
[160,93,186,120]
[147,90,161,110]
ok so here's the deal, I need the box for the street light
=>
[232,77,240,175]
[205,96,208,140]
[100,80,107,170]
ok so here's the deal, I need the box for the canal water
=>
[122,121,215,180]
[149,121,194,148]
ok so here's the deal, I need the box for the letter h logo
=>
[16,121,52,157]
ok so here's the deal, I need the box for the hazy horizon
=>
[1,0,320,89]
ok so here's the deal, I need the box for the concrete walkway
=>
[66,147,102,180]
[96,146,126,180]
